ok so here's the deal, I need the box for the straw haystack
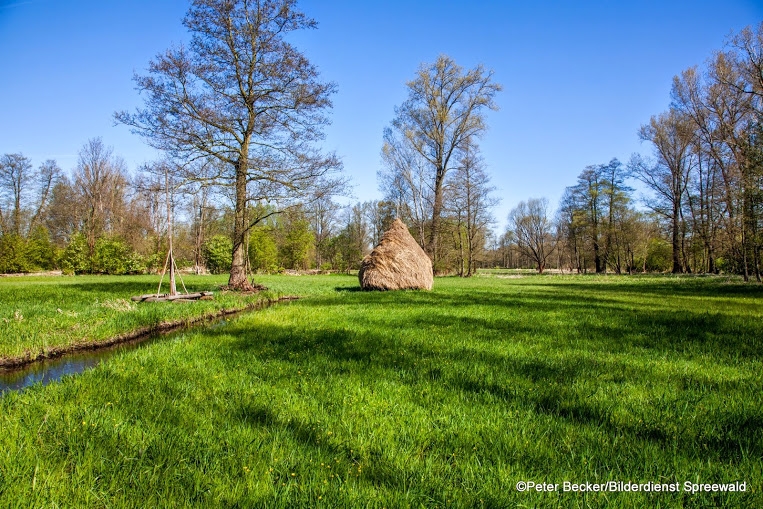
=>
[359,218,433,290]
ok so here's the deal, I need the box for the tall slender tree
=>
[632,109,695,273]
[448,141,498,276]
[386,55,501,264]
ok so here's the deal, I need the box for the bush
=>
[643,238,672,272]
[25,226,57,271]
[203,235,232,274]
[94,236,145,275]
[59,233,90,275]
[249,227,279,273]
[0,234,30,274]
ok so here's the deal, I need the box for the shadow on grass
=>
[295,287,763,361]
[334,286,362,292]
[208,294,762,468]
[157,275,761,497]
[234,400,447,501]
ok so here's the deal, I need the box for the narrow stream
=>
[0,316,232,395]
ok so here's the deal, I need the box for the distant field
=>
[0,273,761,507]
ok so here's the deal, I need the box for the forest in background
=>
[2,23,763,280]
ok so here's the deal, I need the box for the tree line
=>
[2,1,504,280]
[2,0,761,281]
[502,23,763,279]
[0,139,405,276]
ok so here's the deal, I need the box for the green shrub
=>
[25,226,58,271]
[94,236,145,275]
[249,227,278,273]
[59,233,89,275]
[0,234,30,274]
[643,238,672,272]
[203,235,232,274]
[279,217,314,270]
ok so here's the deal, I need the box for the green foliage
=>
[0,234,30,274]
[93,236,145,275]
[248,227,278,273]
[59,233,90,275]
[643,237,672,272]
[142,251,165,274]
[25,226,57,271]
[278,210,314,270]
[203,235,232,274]
[327,229,358,272]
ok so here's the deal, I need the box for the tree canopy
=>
[116,0,344,289]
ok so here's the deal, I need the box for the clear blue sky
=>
[2,0,762,231]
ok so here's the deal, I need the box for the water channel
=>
[0,315,234,395]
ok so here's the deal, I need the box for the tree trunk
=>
[593,237,603,273]
[672,201,682,273]
[228,157,254,291]
[428,166,446,266]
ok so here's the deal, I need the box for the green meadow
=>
[0,273,761,507]
[0,275,280,362]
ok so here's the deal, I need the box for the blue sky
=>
[1,0,762,231]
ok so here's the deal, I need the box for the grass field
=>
[0,274,285,363]
[0,273,761,507]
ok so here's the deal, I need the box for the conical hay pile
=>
[358,218,433,291]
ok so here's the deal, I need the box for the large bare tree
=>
[386,55,501,263]
[631,109,695,273]
[74,138,129,270]
[116,0,343,290]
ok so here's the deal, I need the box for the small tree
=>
[26,225,57,271]
[509,198,556,274]
[59,233,89,275]
[203,235,233,274]
[448,142,498,276]
[278,207,315,270]
[249,227,278,273]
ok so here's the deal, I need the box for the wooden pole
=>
[166,165,177,296]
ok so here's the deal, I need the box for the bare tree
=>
[631,109,695,273]
[306,194,341,268]
[448,142,498,276]
[116,0,344,290]
[0,154,32,236]
[379,128,433,248]
[364,200,396,247]
[386,55,501,263]
[73,138,129,270]
[0,154,59,238]
[509,198,556,274]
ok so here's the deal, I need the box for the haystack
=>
[358,218,433,290]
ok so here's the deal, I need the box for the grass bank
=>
[0,274,293,366]
[1,274,762,507]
